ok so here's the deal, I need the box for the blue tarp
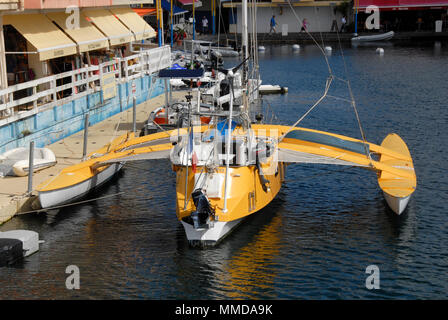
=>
[202,120,238,142]
[161,0,188,15]
[158,68,204,79]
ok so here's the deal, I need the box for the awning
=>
[46,12,109,53]
[161,0,189,15]
[132,8,157,17]
[178,0,202,6]
[357,0,448,9]
[83,9,134,46]
[3,14,77,61]
[110,7,156,41]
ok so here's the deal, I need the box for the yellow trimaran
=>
[37,107,417,246]
[37,0,417,246]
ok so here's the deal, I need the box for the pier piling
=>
[27,141,34,195]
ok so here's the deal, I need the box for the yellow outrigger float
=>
[37,116,417,246]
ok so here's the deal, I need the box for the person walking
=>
[340,16,347,32]
[269,15,277,34]
[301,18,309,32]
[202,16,208,34]
[330,18,338,32]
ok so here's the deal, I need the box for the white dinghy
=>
[0,147,56,177]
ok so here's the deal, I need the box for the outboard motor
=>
[254,141,271,192]
[191,189,215,229]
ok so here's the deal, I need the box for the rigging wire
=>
[281,0,372,162]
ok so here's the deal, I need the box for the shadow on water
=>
[172,195,286,299]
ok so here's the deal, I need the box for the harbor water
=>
[1,41,447,299]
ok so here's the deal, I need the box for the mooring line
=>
[17,192,125,215]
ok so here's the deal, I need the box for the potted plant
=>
[174,27,187,45]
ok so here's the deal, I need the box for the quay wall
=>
[0,75,166,154]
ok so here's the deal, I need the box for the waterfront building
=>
[222,1,346,34]
[0,0,171,153]
[356,0,448,32]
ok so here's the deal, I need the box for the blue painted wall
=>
[0,75,166,154]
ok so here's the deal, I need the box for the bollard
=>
[133,96,137,137]
[82,113,89,160]
[27,141,34,195]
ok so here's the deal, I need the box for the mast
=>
[222,76,234,213]
[192,0,196,40]
[170,0,174,47]
[354,0,358,36]
[242,0,249,84]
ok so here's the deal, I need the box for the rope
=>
[16,192,125,215]
[280,75,333,140]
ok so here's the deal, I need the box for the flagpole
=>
[212,0,216,35]
[157,0,162,47]
[170,0,174,47]
[192,0,196,40]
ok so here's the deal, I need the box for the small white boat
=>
[0,147,56,177]
[351,31,394,42]
[38,162,124,209]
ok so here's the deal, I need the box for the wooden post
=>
[27,141,35,195]
[82,113,90,160]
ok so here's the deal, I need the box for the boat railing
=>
[0,45,172,127]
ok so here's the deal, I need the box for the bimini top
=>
[158,67,204,79]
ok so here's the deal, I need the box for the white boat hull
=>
[384,192,411,215]
[38,162,124,208]
[259,84,288,94]
[181,217,245,247]
[351,31,394,42]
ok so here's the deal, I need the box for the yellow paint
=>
[174,163,285,223]
[377,133,417,198]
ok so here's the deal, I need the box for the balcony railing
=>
[0,45,171,127]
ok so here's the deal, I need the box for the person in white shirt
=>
[340,16,347,32]
[202,16,208,34]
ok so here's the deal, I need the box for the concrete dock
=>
[0,91,187,225]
